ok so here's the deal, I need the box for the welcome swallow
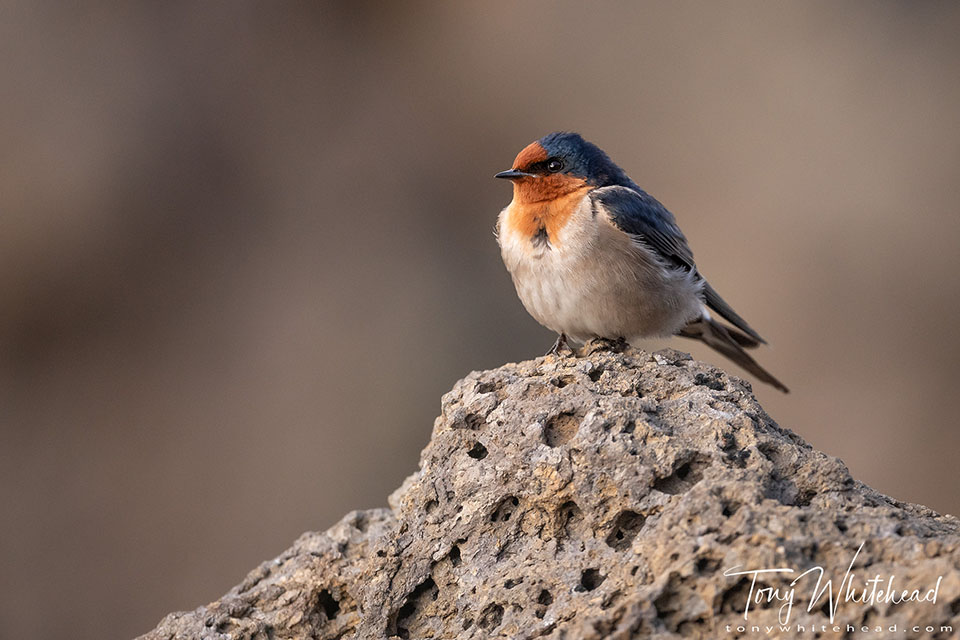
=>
[495,132,788,392]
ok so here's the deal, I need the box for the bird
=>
[495,131,788,393]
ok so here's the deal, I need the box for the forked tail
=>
[679,314,789,393]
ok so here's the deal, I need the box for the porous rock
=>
[140,348,960,639]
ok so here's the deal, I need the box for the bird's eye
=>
[547,159,563,173]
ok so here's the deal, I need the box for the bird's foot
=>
[545,333,574,357]
[586,336,629,354]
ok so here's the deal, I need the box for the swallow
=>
[495,132,788,392]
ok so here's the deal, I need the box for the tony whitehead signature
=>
[723,542,943,624]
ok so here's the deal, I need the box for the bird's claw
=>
[586,336,628,354]
[545,333,573,357]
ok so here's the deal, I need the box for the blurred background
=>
[2,2,959,638]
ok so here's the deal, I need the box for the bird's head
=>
[495,132,631,203]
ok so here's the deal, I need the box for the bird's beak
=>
[495,169,536,180]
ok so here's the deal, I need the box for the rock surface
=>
[140,348,960,639]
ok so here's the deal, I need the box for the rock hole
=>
[475,381,497,394]
[693,372,724,390]
[835,518,848,534]
[477,603,504,630]
[316,589,340,620]
[551,375,576,388]
[654,455,709,495]
[459,412,485,430]
[490,496,520,522]
[719,433,750,467]
[448,545,461,566]
[719,577,753,614]
[214,619,234,633]
[605,510,645,551]
[424,499,438,513]
[949,597,960,615]
[764,472,801,505]
[578,568,605,592]
[757,441,783,464]
[621,420,635,434]
[727,449,750,467]
[504,578,522,589]
[818,599,832,618]
[719,432,737,452]
[653,585,683,623]
[392,577,437,639]
[467,442,488,459]
[544,411,581,447]
[352,512,368,533]
[557,500,582,536]
[721,500,739,517]
[588,366,604,382]
[535,588,552,619]
[695,557,720,574]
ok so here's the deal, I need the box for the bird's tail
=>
[679,313,789,393]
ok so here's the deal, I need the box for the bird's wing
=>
[590,185,696,273]
[591,185,766,345]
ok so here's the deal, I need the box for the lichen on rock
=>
[140,348,960,640]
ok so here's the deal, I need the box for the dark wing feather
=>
[701,282,765,345]
[591,185,766,345]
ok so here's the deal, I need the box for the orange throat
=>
[506,177,592,245]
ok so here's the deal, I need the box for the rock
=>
[138,348,960,639]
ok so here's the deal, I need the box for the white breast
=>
[497,193,703,343]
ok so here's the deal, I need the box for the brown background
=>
[2,2,959,639]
